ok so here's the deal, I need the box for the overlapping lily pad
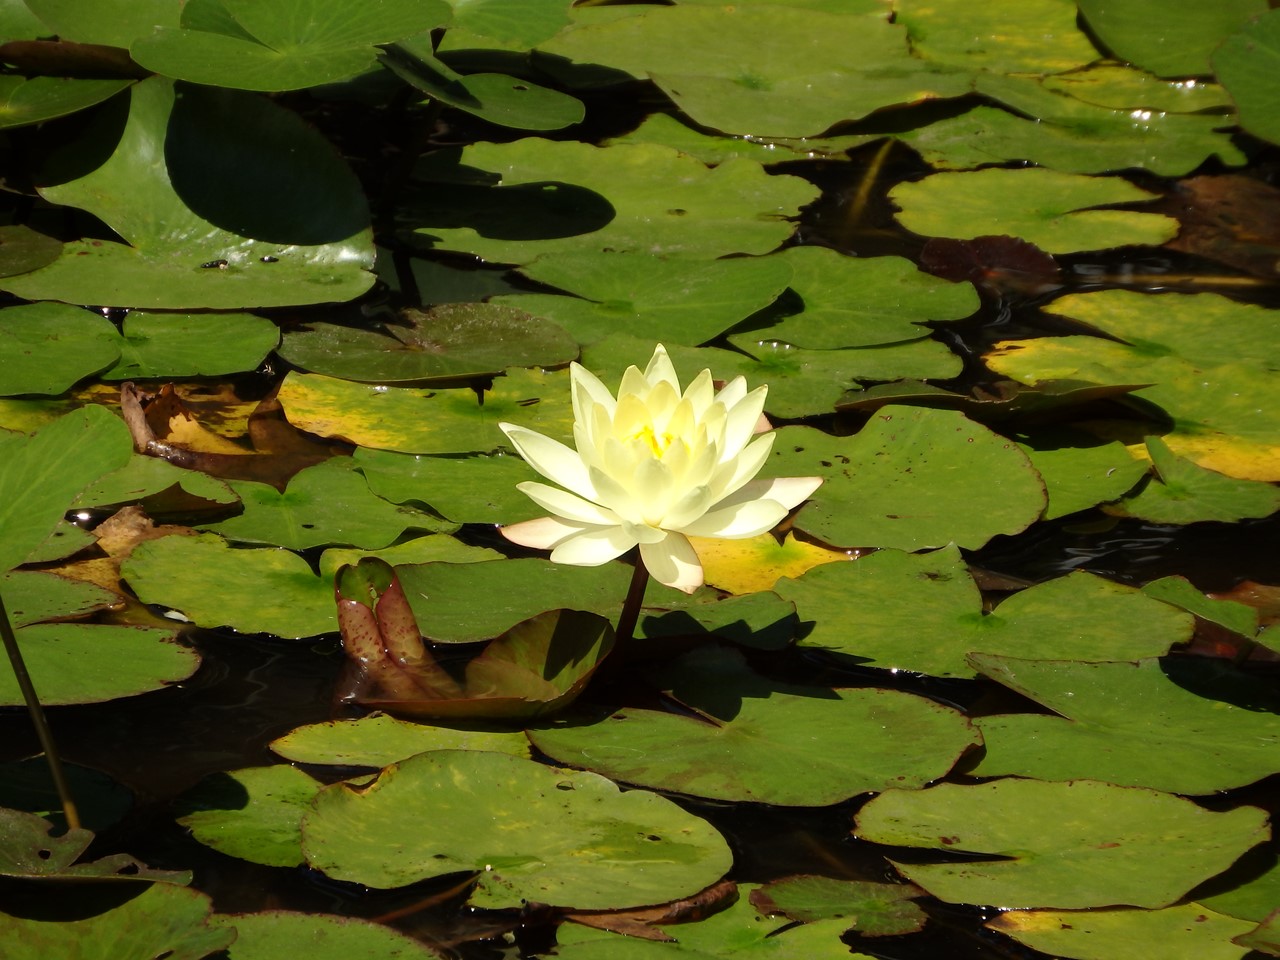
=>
[889,169,1178,252]
[750,875,927,937]
[0,303,121,397]
[969,654,1280,793]
[270,714,530,768]
[530,648,979,806]
[175,765,321,868]
[2,570,119,627]
[774,546,1190,677]
[0,76,133,130]
[897,0,1099,74]
[24,0,182,47]
[1077,0,1268,77]
[301,749,734,909]
[100,310,279,380]
[1213,9,1280,146]
[767,411,1046,551]
[1017,430,1149,519]
[209,911,446,960]
[0,808,186,883]
[855,779,1270,909]
[353,448,542,524]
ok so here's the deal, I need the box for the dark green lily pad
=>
[270,714,530,768]
[0,881,233,960]
[2,570,118,627]
[0,623,196,706]
[1108,436,1280,524]
[209,910,446,960]
[100,310,279,380]
[970,654,1280,793]
[495,252,793,346]
[24,0,183,47]
[750,875,927,937]
[277,303,577,382]
[78,454,238,509]
[302,749,734,909]
[0,225,62,280]
[0,808,188,882]
[0,404,133,575]
[353,448,542,524]
[0,76,132,130]
[530,647,979,806]
[1213,9,1280,147]
[410,138,820,264]
[436,0,570,49]
[775,546,1190,677]
[890,168,1178,253]
[1017,429,1149,519]
[1141,576,1259,638]
[3,79,375,309]
[175,765,322,868]
[201,458,455,550]
[0,756,133,833]
[767,412,1046,551]
[0,303,121,397]
[855,779,1270,909]
[1077,0,1268,77]
[131,0,449,92]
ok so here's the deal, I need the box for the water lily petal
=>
[571,362,616,423]
[722,384,769,459]
[499,423,595,500]
[516,481,618,526]
[641,532,703,593]
[501,515,589,550]
[679,475,823,538]
[682,368,716,418]
[644,343,680,393]
[550,525,638,565]
[709,432,775,500]
[662,483,715,530]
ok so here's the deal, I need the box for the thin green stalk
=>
[614,558,651,646]
[0,591,80,831]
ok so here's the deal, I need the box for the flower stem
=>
[0,591,80,831]
[614,557,651,646]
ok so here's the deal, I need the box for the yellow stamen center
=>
[633,424,674,458]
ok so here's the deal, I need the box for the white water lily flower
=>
[498,345,823,594]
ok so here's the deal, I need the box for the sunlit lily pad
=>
[775,546,1190,677]
[353,448,542,524]
[100,310,279,380]
[0,76,133,130]
[495,253,792,346]
[209,910,446,960]
[2,570,118,627]
[270,714,530,768]
[1077,0,1268,77]
[530,647,979,806]
[855,779,1270,909]
[1017,429,1149,519]
[889,168,1178,252]
[767,411,1046,551]
[1042,64,1233,113]
[1106,436,1280,524]
[987,903,1256,960]
[1213,9,1280,147]
[131,0,449,91]
[970,654,1280,793]
[986,290,1280,480]
[410,139,820,263]
[0,303,121,397]
[0,624,196,706]
[277,366,574,454]
[687,532,852,596]
[750,875,927,937]
[78,454,238,510]
[175,765,321,868]
[0,881,233,960]
[302,749,734,909]
[897,0,1099,74]
[201,458,455,550]
[2,79,374,309]
[277,303,577,382]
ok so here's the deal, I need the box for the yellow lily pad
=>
[689,532,852,595]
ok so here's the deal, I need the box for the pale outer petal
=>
[677,475,824,538]
[550,525,638,566]
[498,423,595,501]
[515,481,619,526]
[640,532,703,594]
[501,516,587,550]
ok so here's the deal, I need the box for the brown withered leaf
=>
[1164,175,1280,280]
[565,879,738,940]
[919,235,1061,296]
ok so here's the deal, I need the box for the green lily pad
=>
[540,4,970,138]
[1213,9,1280,146]
[1017,429,1149,520]
[606,112,877,166]
[318,535,501,579]
[0,405,133,575]
[1107,436,1280,524]
[1142,576,1259,638]
[1202,856,1280,923]
[495,252,793,346]
[270,714,531,767]
[988,903,1257,960]
[638,590,799,652]
[24,0,183,46]
[100,310,279,380]
[2,570,118,627]
[131,0,449,92]
[1077,0,1268,77]
[767,411,1046,551]
[437,0,570,49]
[209,911,446,960]
[0,624,196,706]
[0,882,233,960]
[775,546,1190,677]
[78,454,238,509]
[201,458,455,550]
[731,248,979,349]
[986,289,1280,480]
[277,303,577,382]
[301,749,734,909]
[529,647,979,806]
[969,654,1280,793]
[2,79,375,309]
[0,303,121,397]
[0,808,187,883]
[175,765,322,868]
[750,875,927,937]
[0,225,62,280]
[855,779,1270,909]
[1041,64,1233,114]
[410,139,820,264]
[353,448,542,524]
[889,168,1178,253]
[277,366,575,454]
[896,0,1099,74]
[122,532,336,638]
[0,76,133,130]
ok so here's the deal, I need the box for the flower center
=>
[632,424,674,459]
